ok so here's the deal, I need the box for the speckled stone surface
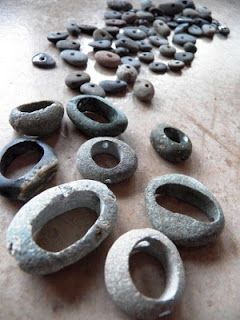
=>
[80,82,106,97]
[32,53,56,69]
[133,79,155,102]
[116,64,138,83]
[60,50,88,67]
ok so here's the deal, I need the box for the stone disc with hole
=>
[99,80,127,94]
[174,51,194,65]
[6,179,118,274]
[32,53,56,69]
[80,83,106,97]
[60,50,88,67]
[149,61,168,74]
[116,64,138,83]
[56,39,80,51]
[138,51,154,64]
[160,44,176,58]
[104,228,185,319]
[145,174,225,246]
[65,71,91,89]
[76,137,137,184]
[173,33,197,45]
[47,31,69,43]
[133,79,155,102]
[95,51,121,68]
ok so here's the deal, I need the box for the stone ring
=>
[0,137,58,201]
[76,137,138,184]
[104,228,185,319]
[145,174,225,246]
[6,179,118,274]
[66,95,128,137]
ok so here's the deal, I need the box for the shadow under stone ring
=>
[104,228,185,320]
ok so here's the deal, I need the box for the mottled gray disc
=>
[32,53,56,69]
[60,50,88,67]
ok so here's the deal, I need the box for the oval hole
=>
[93,153,119,168]
[34,207,97,252]
[83,111,109,123]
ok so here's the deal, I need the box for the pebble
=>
[218,25,230,36]
[123,27,147,40]
[115,38,139,54]
[80,83,106,97]
[105,19,126,27]
[167,21,178,29]
[32,53,56,69]
[188,24,203,36]
[160,44,176,58]
[47,31,68,44]
[173,33,196,45]
[65,71,91,89]
[133,79,155,102]
[158,2,184,16]
[153,19,171,37]
[89,40,112,50]
[56,39,80,51]
[196,5,212,18]
[175,51,194,65]
[182,8,200,18]
[176,0,195,9]
[138,51,154,64]
[107,0,133,11]
[202,24,216,37]
[193,17,210,27]
[116,64,138,84]
[184,42,197,53]
[174,23,189,34]
[95,51,121,68]
[168,59,185,71]
[136,40,152,51]
[99,80,127,94]
[79,24,97,35]
[174,16,193,24]
[104,10,122,20]
[103,26,119,37]
[66,19,81,37]
[149,35,168,47]
[149,61,168,74]
[93,28,113,41]
[122,11,137,24]
[60,50,88,67]
[114,47,130,56]
[121,56,141,70]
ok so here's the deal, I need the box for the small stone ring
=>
[76,137,138,184]
[104,228,185,319]
[0,137,58,201]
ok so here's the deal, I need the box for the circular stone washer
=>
[76,137,137,184]
[123,27,147,40]
[9,100,64,136]
[160,44,176,58]
[145,174,225,246]
[168,59,185,72]
[138,51,154,64]
[60,50,88,67]
[47,31,68,44]
[149,61,168,74]
[32,53,56,69]
[95,50,120,68]
[6,179,117,275]
[104,228,185,319]
[56,39,80,51]
[80,82,106,97]
[0,137,58,201]
[116,64,138,84]
[65,71,91,89]
[67,95,128,137]
[174,51,194,65]
[150,123,192,163]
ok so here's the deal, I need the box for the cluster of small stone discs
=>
[32,0,229,102]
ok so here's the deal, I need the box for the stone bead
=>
[193,17,211,27]
[114,47,130,57]
[65,71,91,89]
[121,56,141,70]
[9,101,64,136]
[60,50,88,67]
[160,44,176,58]
[107,0,133,11]
[116,64,138,84]
[93,28,113,41]
[0,137,58,201]
[95,51,120,68]
[149,35,168,47]
[202,24,216,37]
[182,8,199,18]
[79,24,97,35]
[138,51,154,64]
[176,0,195,9]
[149,61,168,74]
[196,5,212,18]
[99,80,127,95]
[66,19,81,36]
[89,40,112,51]
[122,11,137,24]
[7,179,117,274]
[168,60,185,71]
[174,16,193,24]
[158,2,183,16]
[183,42,197,53]
[115,38,139,54]
[105,19,126,27]
[123,27,147,40]
[32,53,56,69]
[47,31,68,44]
[80,83,106,97]
[103,26,120,37]
[188,24,203,36]
[174,23,189,34]
[173,33,196,45]
[136,40,152,51]
[136,10,154,22]
[218,25,230,36]
[56,39,80,51]
[133,79,155,102]
[168,21,178,29]
[174,51,194,65]
[150,123,192,162]
[104,10,122,20]
[67,95,128,137]
[153,19,171,37]
[148,6,163,16]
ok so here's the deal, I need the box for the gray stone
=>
[80,83,106,97]
[149,35,168,47]
[105,19,126,27]
[160,44,176,58]
[202,24,216,37]
[167,21,178,29]
[67,95,128,137]
[138,51,154,64]
[65,71,91,89]
[95,50,120,68]
[9,100,64,136]
[153,19,171,37]
[116,64,138,83]
[104,10,122,20]
[183,42,197,53]
[123,27,147,40]
[79,24,97,35]
[173,33,196,45]
[218,25,230,36]
[60,50,88,67]
[0,137,58,201]
[182,8,199,18]
[150,123,192,162]
[145,174,225,246]
[107,0,133,11]
[149,61,168,74]
[114,47,130,57]
[188,24,203,36]
[47,31,68,44]
[174,51,194,65]
[32,53,56,69]
[56,39,80,51]
[103,26,120,37]
[121,56,141,70]
[93,28,113,41]
[136,40,152,52]
[174,16,193,24]
[176,0,195,9]
[136,10,154,22]
[66,19,81,36]
[104,228,185,319]
[122,11,137,24]
[196,5,211,18]
[99,80,127,95]
[174,23,189,34]
[115,38,139,54]
[133,79,155,102]
[7,179,117,274]
[77,137,137,184]
[168,59,185,71]
[89,40,112,51]
[158,2,183,16]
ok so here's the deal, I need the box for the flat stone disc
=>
[32,53,56,69]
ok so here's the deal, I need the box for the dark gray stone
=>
[173,33,196,45]
[174,51,194,65]
[89,40,112,51]
[123,27,147,40]
[133,79,155,102]
[122,11,137,24]
[99,80,127,94]
[116,64,138,83]
[66,19,81,36]
[153,19,171,37]
[218,25,230,36]
[176,0,195,9]
[136,10,154,22]
[167,21,178,29]
[160,44,176,58]
[115,38,139,54]
[60,50,88,67]
[202,24,216,37]
[93,28,113,41]
[56,39,80,51]
[114,47,130,57]
[136,40,152,51]
[47,31,68,44]
[196,5,211,18]
[149,35,168,47]
[79,24,97,35]
[32,53,56,69]
[107,0,133,11]
[104,10,122,20]
[158,2,183,16]
[145,174,225,246]
[80,83,106,97]
[105,19,127,27]
[65,71,91,89]
[138,51,154,64]
[149,61,168,74]
[182,8,199,18]
[168,59,185,71]
[174,23,189,34]
[183,42,197,53]
[121,56,141,70]
[103,26,120,37]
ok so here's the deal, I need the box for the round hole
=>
[133,30,136,33]
[70,52,75,56]
[76,74,82,77]
[145,84,149,88]
[99,41,103,44]
[126,65,131,69]
[176,61,180,64]
[122,39,126,43]
[181,36,184,39]
[91,140,120,169]
[71,23,75,26]
[128,58,133,61]
[155,63,159,66]
[90,84,95,88]
[39,56,46,61]
[72,42,76,45]
[171,4,175,7]
[107,53,113,58]
[182,54,186,57]
[182,0,187,4]
[56,32,61,35]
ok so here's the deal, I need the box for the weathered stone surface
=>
[114,47,130,57]
[80,83,106,97]
[122,11,137,24]
[107,0,133,11]
[202,24,216,37]
[89,40,112,51]
[93,28,113,41]
[183,41,197,53]
[149,35,168,47]
[56,39,80,51]
[173,33,196,45]
[47,31,68,44]
[138,51,154,64]
[7,179,117,274]
[105,19,126,27]
[104,10,122,20]
[79,24,97,35]
[176,0,195,9]
[121,56,141,70]
[32,53,56,69]
[123,27,147,40]
[66,19,81,36]
[145,174,225,246]
[65,71,91,89]
[136,40,152,51]
[133,79,155,102]
[168,59,185,71]
[158,2,183,16]
[174,23,189,34]
[188,24,203,36]
[115,38,139,54]
[60,50,88,67]
[153,19,171,37]
[160,44,176,58]
[116,64,138,83]
[95,50,120,68]
[174,51,194,65]
[99,80,127,94]
[105,228,185,319]
[149,61,168,74]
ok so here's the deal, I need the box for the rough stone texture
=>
[60,50,88,67]
[176,0,195,9]
[89,39,112,50]
[99,80,127,95]
[133,79,155,102]
[158,2,184,16]
[123,27,147,40]
[56,39,80,51]
[105,19,126,28]
[104,10,122,20]
[153,19,171,37]
[183,41,197,53]
[136,40,152,52]
[149,61,168,74]
[149,35,169,47]
[173,33,197,45]
[121,56,141,70]
[174,51,194,65]
[114,47,129,57]
[105,228,185,319]
[77,137,137,184]
[9,100,64,136]
[122,11,137,24]
[202,24,217,37]
[115,38,139,54]
[174,23,190,34]
[65,71,91,89]
[93,28,113,41]
[95,51,120,69]
[116,64,138,83]
[103,26,119,37]
[7,179,118,274]
[66,19,81,37]
[138,51,154,63]
[80,82,106,97]
[160,44,176,58]
[32,53,56,69]
[78,24,97,34]
[168,59,185,71]
[188,24,203,36]
[145,174,225,246]
[107,0,132,11]
[0,137,58,201]
[47,31,68,43]
[67,95,128,137]
[150,123,192,163]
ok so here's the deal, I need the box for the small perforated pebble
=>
[173,33,196,45]
[184,42,197,53]
[115,38,139,54]
[153,19,171,37]
[60,50,88,67]
[107,0,132,11]
[138,51,154,63]
[105,19,126,27]
[168,59,185,71]
[168,21,178,29]
[123,27,147,40]
[133,79,155,102]
[202,24,216,37]
[122,11,137,24]
[65,71,91,89]
[95,51,121,68]
[160,44,176,58]
[114,47,130,57]
[104,10,122,20]
[183,8,199,18]
[174,16,193,24]
[56,39,80,51]
[89,40,112,50]
[47,31,68,44]
[136,40,152,51]
[158,2,184,15]
[121,56,141,70]
[79,24,97,35]
[93,28,113,41]
[103,26,119,37]
[218,25,230,36]
[174,51,194,65]
[66,19,81,36]
[116,64,138,84]
[80,83,106,97]
[149,61,168,74]
[188,24,203,36]
[99,80,127,94]
[32,53,56,69]
[149,35,169,47]
[176,0,195,9]
[136,10,154,22]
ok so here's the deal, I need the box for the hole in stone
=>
[183,54,186,56]
[164,127,183,143]
[122,39,126,43]
[71,23,75,26]
[107,53,113,58]
[90,84,95,87]
[39,56,46,61]
[72,41,76,45]
[133,30,136,33]
[145,84,149,88]
[171,3,175,7]
[175,61,180,64]
[182,0,187,4]
[155,186,213,222]
[19,101,52,113]
[34,207,98,252]
[181,36,184,39]
[99,41,103,44]
[56,32,61,35]
[70,52,75,56]
[91,140,120,168]
[128,58,133,61]
[76,74,82,77]
[83,111,109,123]
[126,65,131,69]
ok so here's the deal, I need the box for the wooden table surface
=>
[0,0,239,319]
